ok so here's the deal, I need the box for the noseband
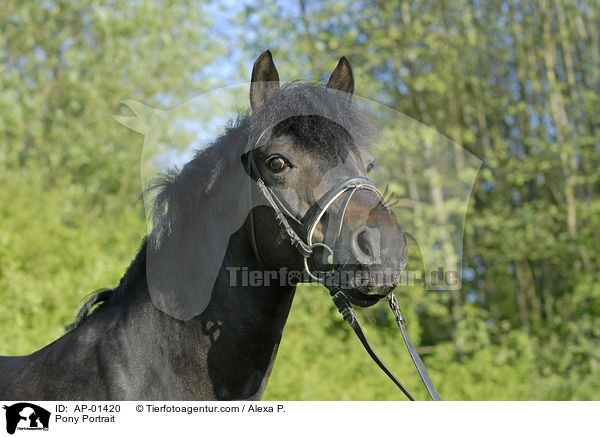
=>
[245,134,441,401]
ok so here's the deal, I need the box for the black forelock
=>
[272,115,355,161]
[249,82,373,155]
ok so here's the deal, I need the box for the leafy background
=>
[1,0,599,400]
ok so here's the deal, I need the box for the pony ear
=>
[250,50,280,111]
[327,57,354,98]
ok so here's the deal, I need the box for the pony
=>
[0,51,407,400]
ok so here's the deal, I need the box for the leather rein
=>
[245,137,441,401]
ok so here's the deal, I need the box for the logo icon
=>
[3,403,50,435]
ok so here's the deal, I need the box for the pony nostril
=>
[351,225,380,265]
[357,230,372,258]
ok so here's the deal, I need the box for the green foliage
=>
[0,0,226,353]
[1,0,598,400]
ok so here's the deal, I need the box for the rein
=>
[246,138,441,401]
[332,291,441,401]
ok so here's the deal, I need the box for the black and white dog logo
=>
[3,403,50,434]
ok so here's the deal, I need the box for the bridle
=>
[245,131,441,401]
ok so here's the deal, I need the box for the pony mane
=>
[68,82,373,329]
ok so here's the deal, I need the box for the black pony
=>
[0,51,407,400]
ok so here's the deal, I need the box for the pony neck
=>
[196,224,297,399]
[117,226,297,400]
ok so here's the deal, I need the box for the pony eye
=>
[366,162,375,173]
[268,157,288,173]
